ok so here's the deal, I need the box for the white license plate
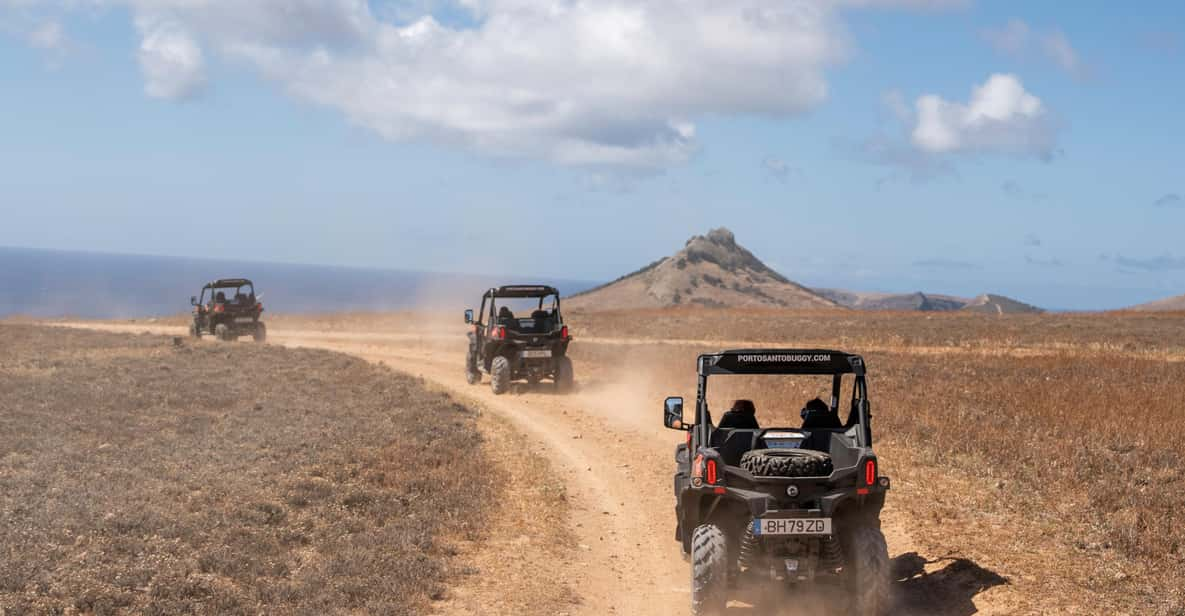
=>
[753,517,832,536]
[234,317,255,323]
[521,349,552,359]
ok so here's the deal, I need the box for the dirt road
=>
[54,321,1035,615]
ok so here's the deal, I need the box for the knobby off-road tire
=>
[253,322,267,343]
[841,524,891,616]
[690,523,728,616]
[740,448,833,478]
[465,354,481,385]
[188,322,201,339]
[490,356,511,395]
[214,323,232,342]
[555,356,574,392]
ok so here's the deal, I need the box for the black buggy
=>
[189,278,266,342]
[663,350,891,615]
[464,285,573,394]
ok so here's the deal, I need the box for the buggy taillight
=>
[864,459,877,486]
[495,326,506,339]
[560,325,569,340]
[692,454,721,488]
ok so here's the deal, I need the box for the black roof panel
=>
[700,349,864,376]
[204,278,254,289]
[487,285,560,298]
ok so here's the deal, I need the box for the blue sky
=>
[0,0,1182,310]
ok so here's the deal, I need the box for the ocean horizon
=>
[0,246,598,319]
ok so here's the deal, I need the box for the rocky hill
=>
[565,228,837,310]
[960,293,1044,314]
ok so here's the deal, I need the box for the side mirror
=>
[464,309,474,324]
[663,396,689,430]
[190,296,197,306]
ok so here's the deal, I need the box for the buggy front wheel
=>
[465,355,481,385]
[690,524,728,616]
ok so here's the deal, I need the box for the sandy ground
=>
[51,320,1116,615]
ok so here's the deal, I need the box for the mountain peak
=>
[566,229,835,310]
[702,227,736,245]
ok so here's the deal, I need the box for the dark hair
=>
[730,399,756,415]
[804,398,829,414]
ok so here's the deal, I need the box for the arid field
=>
[12,308,1185,615]
[0,325,496,615]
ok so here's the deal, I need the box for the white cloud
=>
[1042,30,1084,77]
[6,0,975,168]
[831,0,969,8]
[211,1,848,167]
[910,73,1057,158]
[16,0,855,167]
[981,19,1089,80]
[762,157,800,183]
[27,19,64,50]
[981,18,1029,56]
[136,17,207,101]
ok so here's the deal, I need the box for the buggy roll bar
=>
[483,285,561,299]
[692,349,873,448]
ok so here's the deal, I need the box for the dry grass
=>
[568,308,1185,613]
[0,324,494,615]
[570,307,1185,356]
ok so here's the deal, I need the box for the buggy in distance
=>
[464,285,573,394]
[189,278,267,342]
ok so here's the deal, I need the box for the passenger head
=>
[800,397,830,420]
[730,399,756,416]
[804,398,828,414]
[498,306,513,320]
[215,291,226,303]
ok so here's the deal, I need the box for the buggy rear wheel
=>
[841,523,890,615]
[490,356,511,395]
[253,322,267,343]
[554,356,574,392]
[690,523,728,616]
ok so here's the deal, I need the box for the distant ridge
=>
[1128,293,1185,311]
[566,228,837,310]
[814,289,967,312]
[816,287,1043,314]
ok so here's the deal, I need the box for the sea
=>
[0,246,597,319]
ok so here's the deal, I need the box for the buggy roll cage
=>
[693,349,872,448]
[195,279,256,306]
[474,285,562,327]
